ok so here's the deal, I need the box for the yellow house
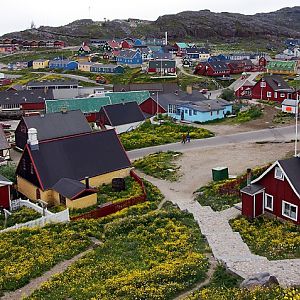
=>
[16,129,132,209]
[32,59,50,69]
[78,62,94,72]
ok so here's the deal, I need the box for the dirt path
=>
[173,255,218,300]
[1,238,101,300]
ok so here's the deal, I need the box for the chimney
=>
[186,86,192,95]
[246,168,252,186]
[27,128,39,150]
[85,176,90,189]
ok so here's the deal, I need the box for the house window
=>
[274,92,277,99]
[36,189,41,200]
[267,92,272,98]
[21,158,26,171]
[265,193,273,211]
[282,201,298,221]
[280,93,285,98]
[189,110,192,116]
[59,194,66,205]
[30,163,34,175]
[193,110,197,115]
[274,167,284,180]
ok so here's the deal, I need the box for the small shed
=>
[241,184,265,219]
[0,174,13,209]
[282,99,298,114]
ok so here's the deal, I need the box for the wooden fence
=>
[71,170,147,221]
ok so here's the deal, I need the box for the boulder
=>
[240,272,279,289]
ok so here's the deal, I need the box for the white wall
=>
[106,121,145,134]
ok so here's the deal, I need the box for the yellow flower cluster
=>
[230,217,300,260]
[185,286,300,300]
[27,208,209,300]
[0,223,91,293]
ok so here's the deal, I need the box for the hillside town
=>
[0,3,299,300]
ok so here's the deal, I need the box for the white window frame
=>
[264,193,273,211]
[282,201,298,221]
[267,91,272,98]
[274,166,284,180]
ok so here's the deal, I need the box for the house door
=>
[181,110,184,121]
[254,191,264,218]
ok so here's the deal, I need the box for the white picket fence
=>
[0,199,70,233]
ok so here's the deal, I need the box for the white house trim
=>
[282,200,298,222]
[252,161,300,199]
[264,193,274,211]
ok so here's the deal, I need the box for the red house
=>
[194,62,230,77]
[0,175,13,209]
[251,75,294,102]
[235,80,255,99]
[120,40,132,49]
[241,157,300,225]
[139,97,166,116]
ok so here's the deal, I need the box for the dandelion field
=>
[120,120,214,151]
[133,151,182,181]
[230,217,300,260]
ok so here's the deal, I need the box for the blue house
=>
[168,99,232,123]
[134,39,144,47]
[116,50,142,66]
[90,64,125,74]
[49,59,78,70]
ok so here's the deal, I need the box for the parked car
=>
[200,88,208,94]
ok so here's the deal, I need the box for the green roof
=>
[46,97,112,114]
[45,91,150,114]
[176,43,188,49]
[267,60,297,71]
[104,91,150,105]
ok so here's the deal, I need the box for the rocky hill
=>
[1,7,300,43]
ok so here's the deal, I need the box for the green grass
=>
[196,166,268,211]
[26,205,210,300]
[235,106,263,123]
[133,151,182,181]
[0,50,75,65]
[0,207,41,230]
[230,216,300,260]
[120,120,214,151]
[273,111,295,124]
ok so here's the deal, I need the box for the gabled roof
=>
[177,99,231,112]
[0,174,12,185]
[117,50,140,59]
[267,60,297,71]
[91,63,123,69]
[0,125,9,151]
[45,97,112,114]
[104,91,150,105]
[186,47,209,54]
[0,89,54,105]
[21,110,92,141]
[21,130,131,190]
[209,61,230,71]
[101,101,145,126]
[149,60,176,69]
[175,43,188,49]
[282,99,298,106]
[113,83,179,93]
[52,178,96,200]
[252,157,300,199]
[263,75,293,92]
[152,52,172,60]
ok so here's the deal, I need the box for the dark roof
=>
[52,178,96,199]
[22,110,92,141]
[0,125,9,150]
[6,84,24,91]
[152,90,208,110]
[186,47,209,54]
[278,157,300,196]
[178,99,231,112]
[113,82,179,93]
[241,184,265,195]
[152,52,172,60]
[209,61,230,71]
[263,75,293,92]
[27,79,78,88]
[102,101,145,126]
[25,130,131,190]
[0,89,54,105]
[149,60,176,69]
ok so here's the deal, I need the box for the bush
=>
[219,88,236,101]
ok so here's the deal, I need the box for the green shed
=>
[212,167,229,181]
